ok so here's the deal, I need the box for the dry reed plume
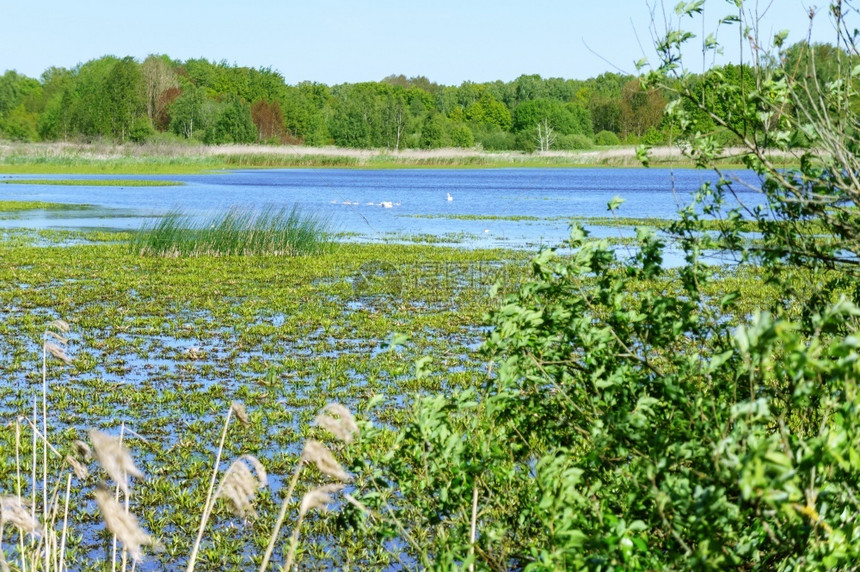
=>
[64,455,88,480]
[301,440,351,482]
[298,484,345,518]
[94,487,159,563]
[258,404,356,571]
[231,401,250,425]
[214,455,268,519]
[89,430,143,495]
[0,496,40,536]
[313,403,359,444]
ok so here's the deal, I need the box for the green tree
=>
[68,56,121,138]
[169,86,213,139]
[465,92,512,131]
[37,67,74,140]
[281,82,329,145]
[0,71,41,117]
[513,98,592,136]
[1,104,38,141]
[141,54,179,129]
[379,87,411,151]
[205,97,256,144]
[105,56,146,142]
[449,124,474,148]
[419,112,445,149]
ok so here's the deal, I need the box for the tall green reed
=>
[130,205,332,257]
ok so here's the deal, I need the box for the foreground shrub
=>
[341,4,860,569]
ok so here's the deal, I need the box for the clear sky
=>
[0,1,837,85]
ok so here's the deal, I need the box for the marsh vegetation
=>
[129,206,332,257]
[4,2,860,570]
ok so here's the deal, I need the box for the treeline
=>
[0,44,848,151]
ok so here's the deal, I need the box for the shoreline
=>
[0,141,793,174]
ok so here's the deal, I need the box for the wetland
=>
[0,166,770,569]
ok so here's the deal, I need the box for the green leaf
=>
[708,349,734,373]
[636,144,652,167]
[414,355,433,379]
[675,0,704,17]
[382,332,410,351]
[720,291,740,309]
[773,29,789,48]
[764,451,793,468]
[364,394,385,410]
[607,196,626,212]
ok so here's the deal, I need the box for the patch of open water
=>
[0,168,763,249]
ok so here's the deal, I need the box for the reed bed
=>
[130,205,332,257]
[2,140,798,173]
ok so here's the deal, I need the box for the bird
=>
[446,193,453,202]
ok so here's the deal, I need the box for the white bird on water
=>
[446,193,453,202]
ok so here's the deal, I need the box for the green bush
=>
[129,116,155,143]
[475,128,515,151]
[555,133,593,150]
[449,124,475,148]
[341,4,860,570]
[594,129,621,145]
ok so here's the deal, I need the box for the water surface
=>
[0,168,762,248]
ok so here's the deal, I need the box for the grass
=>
[2,179,184,187]
[407,212,763,231]
[129,206,333,257]
[0,141,800,174]
[0,200,95,212]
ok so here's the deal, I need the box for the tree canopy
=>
[0,43,853,151]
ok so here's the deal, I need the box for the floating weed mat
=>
[0,200,96,213]
[131,205,332,257]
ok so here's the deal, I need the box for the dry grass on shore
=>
[0,140,796,172]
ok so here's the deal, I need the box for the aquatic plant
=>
[5,326,359,571]
[0,236,527,568]
[130,205,332,257]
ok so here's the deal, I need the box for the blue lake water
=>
[0,168,763,249]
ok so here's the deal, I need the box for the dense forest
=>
[0,44,850,152]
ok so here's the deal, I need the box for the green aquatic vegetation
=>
[0,234,525,568]
[130,205,333,257]
[2,179,184,187]
[0,200,96,212]
[409,213,545,222]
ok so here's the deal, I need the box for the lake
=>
[0,168,762,249]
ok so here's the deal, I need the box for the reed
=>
[130,205,332,257]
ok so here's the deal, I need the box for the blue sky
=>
[0,1,836,84]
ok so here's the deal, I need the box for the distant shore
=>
[0,141,792,174]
